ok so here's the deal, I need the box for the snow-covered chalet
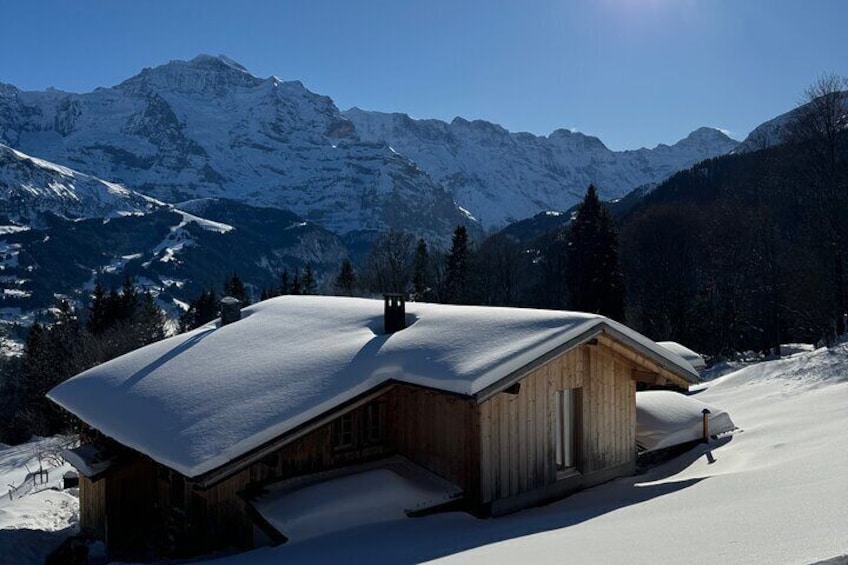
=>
[48,295,699,559]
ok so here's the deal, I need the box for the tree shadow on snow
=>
[260,438,733,565]
[119,328,214,390]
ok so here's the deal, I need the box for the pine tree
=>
[412,238,430,300]
[444,225,471,304]
[280,269,290,295]
[223,273,249,304]
[291,268,302,295]
[179,288,218,332]
[334,259,357,296]
[566,184,625,320]
[302,264,317,295]
[131,291,166,348]
[87,280,108,335]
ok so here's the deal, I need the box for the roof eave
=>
[473,321,698,403]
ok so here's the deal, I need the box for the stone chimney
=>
[220,296,242,325]
[383,293,406,334]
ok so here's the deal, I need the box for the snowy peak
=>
[0,56,471,240]
[116,54,265,96]
[669,127,737,153]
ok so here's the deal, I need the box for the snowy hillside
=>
[736,90,848,152]
[3,342,847,564]
[0,55,470,240]
[345,109,739,228]
[0,143,161,225]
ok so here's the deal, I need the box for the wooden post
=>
[702,409,711,443]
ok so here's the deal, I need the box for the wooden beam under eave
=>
[596,335,690,390]
[631,369,659,384]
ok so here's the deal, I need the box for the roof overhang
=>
[61,443,123,481]
[473,321,698,403]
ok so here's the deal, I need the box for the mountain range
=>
[0,54,738,237]
[4,53,810,322]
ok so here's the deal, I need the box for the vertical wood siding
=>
[478,343,637,504]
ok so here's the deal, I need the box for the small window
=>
[332,413,354,450]
[555,388,580,472]
[363,402,386,444]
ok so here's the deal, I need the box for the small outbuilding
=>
[657,341,707,373]
[48,295,698,560]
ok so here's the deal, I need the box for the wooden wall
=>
[177,385,476,553]
[478,343,637,505]
[386,384,479,497]
[79,475,106,536]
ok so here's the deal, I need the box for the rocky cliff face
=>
[0,55,470,241]
[345,108,739,228]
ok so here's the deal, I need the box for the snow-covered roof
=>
[657,341,707,371]
[48,296,698,479]
[636,390,735,452]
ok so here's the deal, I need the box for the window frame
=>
[555,387,581,476]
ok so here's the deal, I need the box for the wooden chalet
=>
[49,295,698,560]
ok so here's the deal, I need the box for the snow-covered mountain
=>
[0,55,469,240]
[0,143,161,225]
[0,146,347,313]
[344,109,739,228]
[736,90,848,152]
[0,54,742,235]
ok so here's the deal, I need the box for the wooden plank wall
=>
[386,385,479,497]
[478,344,637,504]
[79,475,106,536]
[582,345,636,473]
[104,457,158,556]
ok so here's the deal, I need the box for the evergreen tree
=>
[280,269,290,295]
[291,268,302,295]
[334,259,357,296]
[302,264,317,295]
[131,291,166,348]
[444,225,471,304]
[412,238,430,300]
[87,280,108,335]
[223,273,249,304]
[119,275,139,320]
[566,184,625,320]
[179,288,218,332]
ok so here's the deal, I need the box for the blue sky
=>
[1,0,846,150]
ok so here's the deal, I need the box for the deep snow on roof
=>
[636,390,735,452]
[657,341,707,371]
[48,296,697,478]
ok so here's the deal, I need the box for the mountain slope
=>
[0,55,470,240]
[0,146,347,312]
[344,108,739,228]
[736,90,848,152]
[0,143,160,225]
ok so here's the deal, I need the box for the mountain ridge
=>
[344,107,738,227]
[1,54,738,234]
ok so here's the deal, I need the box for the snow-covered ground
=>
[0,437,78,565]
[2,344,847,564]
[206,343,848,565]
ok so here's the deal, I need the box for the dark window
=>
[363,402,386,444]
[332,413,354,450]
